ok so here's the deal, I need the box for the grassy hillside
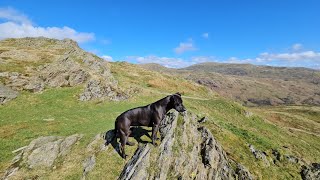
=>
[1,61,319,179]
[1,38,319,179]
[140,63,320,106]
[183,62,320,82]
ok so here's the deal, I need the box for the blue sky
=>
[0,0,320,68]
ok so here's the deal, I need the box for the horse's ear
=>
[175,92,181,97]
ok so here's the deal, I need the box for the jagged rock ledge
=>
[2,134,83,180]
[118,111,254,180]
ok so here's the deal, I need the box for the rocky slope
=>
[117,111,253,180]
[2,108,319,179]
[0,37,127,104]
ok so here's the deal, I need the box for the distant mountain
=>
[183,62,320,83]
[140,62,320,106]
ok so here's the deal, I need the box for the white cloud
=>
[292,43,303,51]
[126,49,320,69]
[125,55,218,68]
[191,56,217,63]
[101,55,113,61]
[226,48,320,69]
[126,55,195,68]
[202,32,209,39]
[174,39,197,54]
[0,7,31,24]
[258,51,320,62]
[0,7,95,43]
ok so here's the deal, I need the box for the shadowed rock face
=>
[118,111,254,180]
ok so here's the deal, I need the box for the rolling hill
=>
[140,62,320,106]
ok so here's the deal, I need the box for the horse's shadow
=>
[104,126,152,157]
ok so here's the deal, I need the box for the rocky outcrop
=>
[249,144,270,166]
[0,37,128,103]
[118,111,253,180]
[79,79,127,101]
[2,134,83,179]
[301,163,320,180]
[0,83,18,104]
[82,133,108,180]
[118,144,151,180]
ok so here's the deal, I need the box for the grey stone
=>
[272,149,281,162]
[79,79,127,101]
[236,163,254,180]
[86,133,107,153]
[24,76,44,92]
[118,144,151,180]
[0,83,18,104]
[2,134,83,179]
[82,155,96,178]
[283,154,299,164]
[27,139,63,168]
[59,134,83,157]
[244,111,253,118]
[249,144,270,166]
[301,163,320,180]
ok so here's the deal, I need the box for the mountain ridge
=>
[140,62,320,106]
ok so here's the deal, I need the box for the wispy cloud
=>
[226,45,320,69]
[174,39,197,54]
[202,32,209,39]
[0,7,31,24]
[126,56,193,68]
[101,55,113,61]
[0,7,95,43]
[125,55,218,68]
[291,43,303,51]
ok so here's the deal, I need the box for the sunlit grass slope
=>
[0,62,319,179]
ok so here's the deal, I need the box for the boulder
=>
[79,79,127,101]
[82,155,96,179]
[3,134,83,179]
[82,133,108,179]
[0,83,19,104]
[249,144,270,166]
